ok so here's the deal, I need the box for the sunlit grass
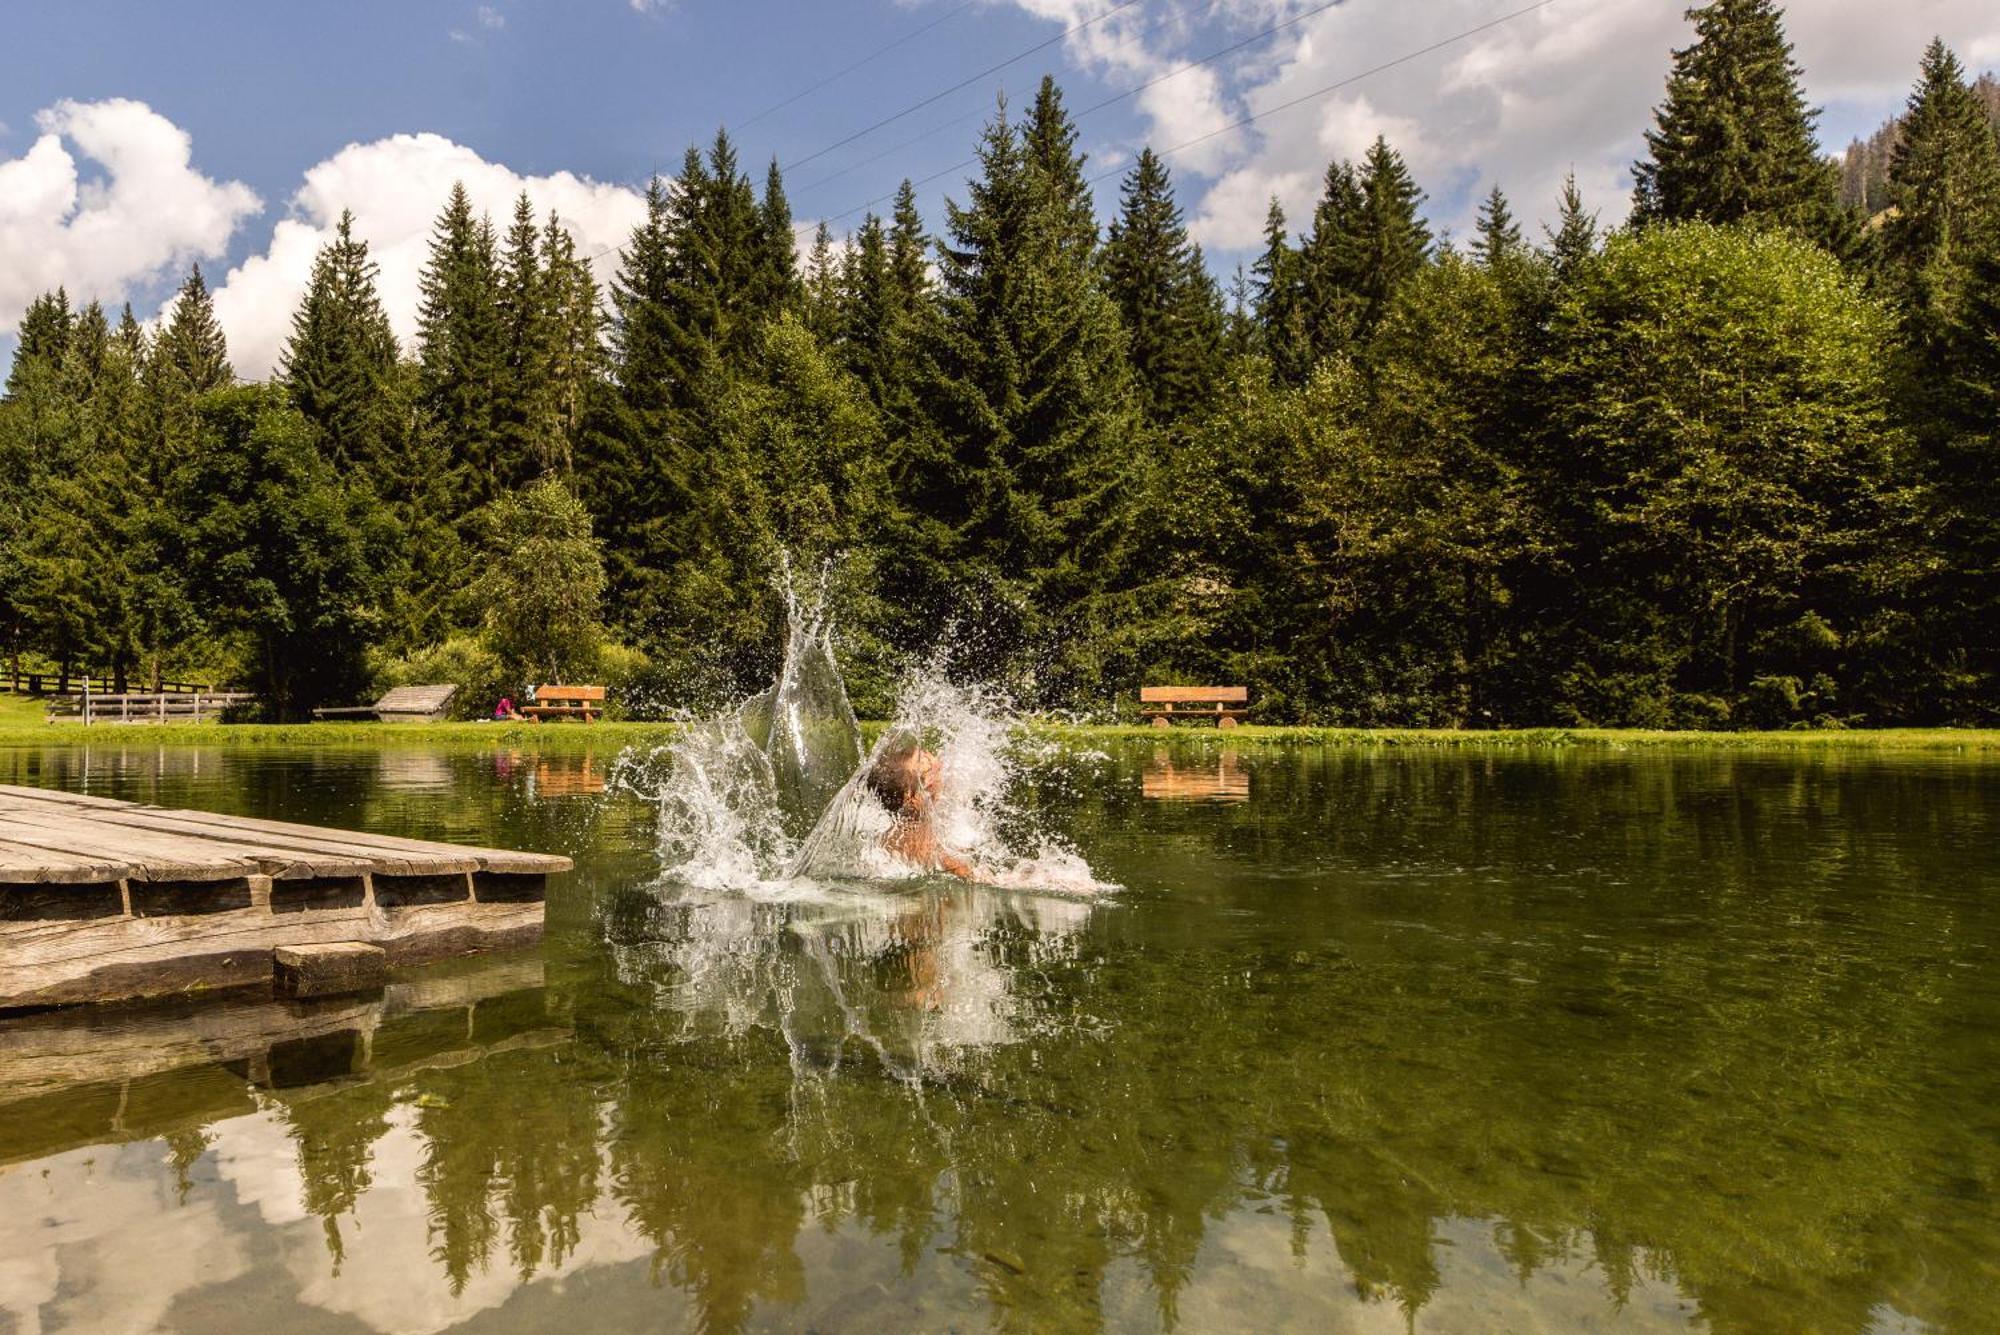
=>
[0,700,1995,753]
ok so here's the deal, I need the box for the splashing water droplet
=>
[613,561,1113,897]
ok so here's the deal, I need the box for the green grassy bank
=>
[2,691,1997,752]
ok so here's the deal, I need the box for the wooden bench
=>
[520,684,605,723]
[1139,685,1249,729]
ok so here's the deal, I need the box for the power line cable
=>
[739,1,980,130]
[795,0,1338,201]
[1086,0,1559,187]
[782,0,1148,174]
[798,0,1559,233]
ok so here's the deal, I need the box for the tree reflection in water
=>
[1,742,1997,1332]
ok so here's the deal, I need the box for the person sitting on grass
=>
[866,742,977,880]
[494,695,521,722]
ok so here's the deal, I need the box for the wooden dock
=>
[0,783,570,1010]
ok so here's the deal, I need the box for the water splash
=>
[613,565,1112,897]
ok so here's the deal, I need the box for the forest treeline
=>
[4,0,2000,725]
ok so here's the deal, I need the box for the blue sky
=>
[4,1,1997,376]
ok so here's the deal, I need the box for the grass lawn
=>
[0,693,1995,753]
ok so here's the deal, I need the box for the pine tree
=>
[541,214,602,474]
[1103,148,1225,423]
[1544,171,1600,277]
[415,183,505,495]
[1351,138,1432,334]
[1630,0,1841,235]
[1022,76,1099,255]
[282,210,400,473]
[496,191,560,487]
[910,95,1142,694]
[1253,198,1310,383]
[1298,160,1367,365]
[888,179,931,308]
[802,221,841,342]
[1881,38,2000,344]
[1471,186,1525,267]
[157,265,233,395]
[755,157,802,317]
[5,289,73,398]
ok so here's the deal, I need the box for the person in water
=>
[866,743,977,880]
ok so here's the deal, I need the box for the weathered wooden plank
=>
[0,784,135,811]
[61,807,391,878]
[110,803,572,875]
[0,899,541,1006]
[0,838,128,884]
[0,810,263,881]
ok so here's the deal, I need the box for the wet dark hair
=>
[866,744,923,813]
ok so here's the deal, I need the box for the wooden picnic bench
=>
[520,684,605,722]
[1139,685,1249,729]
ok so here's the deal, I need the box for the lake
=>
[1,737,1996,1332]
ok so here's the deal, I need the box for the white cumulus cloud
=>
[987,0,2000,249]
[210,133,649,378]
[0,98,259,336]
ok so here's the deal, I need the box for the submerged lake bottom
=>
[1,738,1996,1333]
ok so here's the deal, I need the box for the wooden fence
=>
[43,691,258,725]
[3,668,217,696]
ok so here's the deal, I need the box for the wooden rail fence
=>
[44,691,257,725]
[4,669,218,696]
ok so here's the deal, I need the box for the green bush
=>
[371,636,507,720]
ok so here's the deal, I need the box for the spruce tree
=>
[755,158,802,316]
[1022,76,1100,255]
[1544,171,1600,277]
[157,265,233,395]
[1471,186,1525,267]
[282,210,400,474]
[1298,160,1366,366]
[910,95,1143,693]
[415,183,505,495]
[541,214,602,474]
[1351,138,1432,335]
[802,221,841,342]
[1630,0,1841,235]
[497,191,560,487]
[1103,148,1225,423]
[1253,198,1310,383]
[5,289,73,398]
[1881,38,2000,345]
[888,179,931,308]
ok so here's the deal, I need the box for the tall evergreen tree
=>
[157,265,233,395]
[1543,171,1600,277]
[1253,198,1310,383]
[1471,186,1526,267]
[540,214,602,474]
[1630,0,1842,236]
[1298,160,1367,365]
[1022,76,1099,255]
[1351,138,1433,335]
[754,157,802,316]
[887,179,931,308]
[5,289,73,398]
[496,191,560,487]
[802,221,841,342]
[415,183,505,495]
[1881,38,2000,346]
[909,94,1142,693]
[282,210,400,473]
[1103,148,1225,424]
